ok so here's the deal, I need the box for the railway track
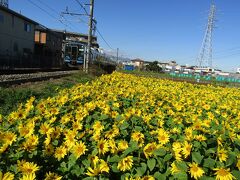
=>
[0,70,79,86]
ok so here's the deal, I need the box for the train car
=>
[63,41,86,65]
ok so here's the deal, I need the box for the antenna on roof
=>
[0,0,8,8]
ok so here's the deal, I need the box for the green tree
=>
[146,61,162,72]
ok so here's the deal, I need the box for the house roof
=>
[131,58,144,62]
[0,5,38,24]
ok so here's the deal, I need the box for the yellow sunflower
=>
[44,172,62,180]
[143,142,157,159]
[19,173,36,180]
[97,139,109,155]
[214,168,236,180]
[72,141,87,159]
[54,146,67,161]
[118,140,129,151]
[117,156,133,172]
[17,160,39,175]
[188,162,204,179]
[217,148,228,162]
[181,141,192,159]
[170,161,180,175]
[0,171,14,180]
[157,129,170,145]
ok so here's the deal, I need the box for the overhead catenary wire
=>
[96,28,114,50]
[72,0,115,51]
[36,0,80,31]
[27,0,74,31]
[74,0,89,16]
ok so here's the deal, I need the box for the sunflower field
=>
[0,72,240,180]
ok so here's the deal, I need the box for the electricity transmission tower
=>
[197,3,216,68]
[0,0,8,8]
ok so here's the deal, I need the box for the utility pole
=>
[85,0,94,73]
[117,48,119,62]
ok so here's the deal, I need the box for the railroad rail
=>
[0,70,79,86]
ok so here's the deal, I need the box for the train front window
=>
[71,46,78,61]
[65,46,71,57]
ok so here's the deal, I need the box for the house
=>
[0,5,38,68]
[131,58,144,69]
[34,25,63,68]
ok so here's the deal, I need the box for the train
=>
[63,41,115,67]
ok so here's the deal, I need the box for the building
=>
[0,5,38,68]
[0,4,101,69]
[34,25,63,68]
[237,67,240,74]
[131,58,144,69]
[51,29,99,49]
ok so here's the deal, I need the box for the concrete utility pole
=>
[117,48,119,62]
[85,0,94,73]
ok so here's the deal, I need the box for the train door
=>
[71,46,78,64]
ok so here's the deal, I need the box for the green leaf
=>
[192,152,203,164]
[82,177,95,180]
[154,172,166,180]
[121,142,138,158]
[134,126,143,131]
[9,165,17,174]
[226,153,237,167]
[163,154,172,162]
[193,141,201,148]
[154,148,166,157]
[173,172,188,180]
[203,158,215,168]
[99,114,109,120]
[199,176,215,180]
[136,163,147,176]
[28,153,33,159]
[71,165,84,177]
[82,159,90,168]
[59,162,68,173]
[111,163,120,173]
[147,158,156,171]
[120,121,129,130]
[232,170,240,179]
[52,140,58,146]
[120,173,131,180]
[68,154,77,170]
[176,161,188,172]
[91,148,98,156]
[108,155,121,163]
[205,148,216,156]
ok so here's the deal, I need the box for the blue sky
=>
[10,0,240,72]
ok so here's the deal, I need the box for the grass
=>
[0,71,95,116]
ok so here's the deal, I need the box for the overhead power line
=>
[74,0,89,15]
[72,0,114,50]
[27,0,74,31]
[36,0,79,31]
[96,28,114,50]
